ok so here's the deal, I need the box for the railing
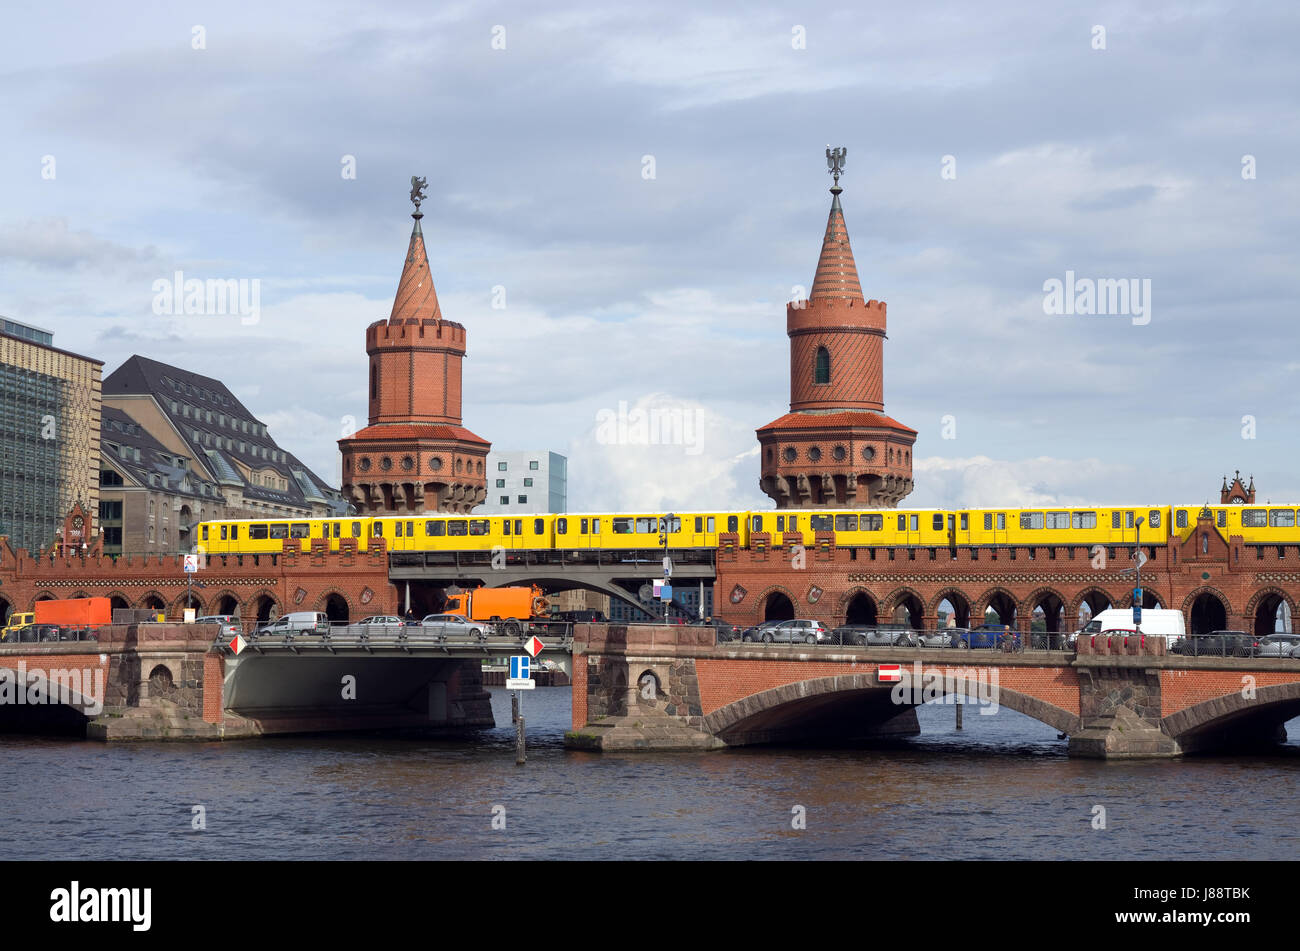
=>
[219,619,576,654]
[721,628,1076,652]
[387,548,718,571]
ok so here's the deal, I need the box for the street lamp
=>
[1132,516,1145,632]
[659,513,675,625]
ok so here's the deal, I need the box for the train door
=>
[900,512,921,545]
[952,512,971,546]
[983,511,1008,545]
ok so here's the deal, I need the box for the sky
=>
[2,0,1298,513]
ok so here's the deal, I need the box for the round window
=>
[380,456,393,471]
[863,446,875,461]
[833,445,846,461]
[808,447,822,462]
[783,447,796,463]
[401,455,414,471]
[430,457,443,471]
[359,457,372,472]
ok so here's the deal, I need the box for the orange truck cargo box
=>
[33,597,113,627]
[444,586,548,622]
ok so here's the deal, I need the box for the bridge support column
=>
[1068,662,1180,758]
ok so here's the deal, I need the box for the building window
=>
[518,495,527,504]
[496,479,505,488]
[529,461,539,470]
[500,496,509,505]
[498,462,507,471]
[523,478,533,487]
[814,347,830,384]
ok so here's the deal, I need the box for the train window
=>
[1126,511,1135,529]
[933,514,944,531]
[1112,512,1121,529]
[395,522,403,538]
[469,520,489,536]
[667,516,681,532]
[270,524,289,539]
[707,517,715,532]
[373,522,383,537]
[836,515,858,531]
[786,516,795,532]
[910,515,918,532]
[751,516,763,532]
[997,514,1006,530]
[810,515,831,531]
[406,521,414,537]
[1148,510,1161,528]
[984,513,992,531]
[231,526,239,540]
[514,520,522,535]
[1020,513,1044,530]
[503,520,512,536]
[613,518,633,534]
[1176,510,1188,528]
[1073,512,1097,529]
[534,518,544,535]
[333,522,341,538]
[897,515,906,531]
[960,514,967,530]
[946,515,954,531]
[1242,509,1267,528]
[1046,512,1069,529]
[201,526,209,541]
[427,521,445,537]
[1217,510,1226,527]
[636,517,656,533]
[581,518,589,534]
[727,516,738,532]
[290,523,310,538]
[221,526,228,541]
[862,514,882,531]
[1270,509,1295,527]
[557,518,567,535]
[352,521,361,537]
[250,524,268,540]
[446,521,466,536]
[695,517,703,532]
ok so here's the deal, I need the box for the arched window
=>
[814,347,830,384]
[370,361,378,399]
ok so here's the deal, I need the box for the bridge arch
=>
[30,591,56,608]
[1183,587,1231,635]
[139,591,167,613]
[928,589,971,629]
[1245,587,1295,637]
[1069,587,1117,626]
[882,587,925,628]
[1025,587,1067,633]
[251,591,281,624]
[169,591,205,617]
[210,590,242,618]
[974,587,1018,627]
[104,592,130,614]
[755,586,797,623]
[0,663,104,720]
[703,673,1081,741]
[1163,682,1300,747]
[318,591,352,623]
[838,588,878,626]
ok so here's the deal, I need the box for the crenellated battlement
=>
[787,296,886,334]
[366,318,467,353]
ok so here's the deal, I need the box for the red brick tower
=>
[757,149,916,508]
[338,179,489,513]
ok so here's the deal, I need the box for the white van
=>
[255,612,328,636]
[1072,608,1185,649]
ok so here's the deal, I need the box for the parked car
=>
[755,619,832,644]
[1173,631,1256,657]
[1255,634,1300,658]
[916,628,962,648]
[358,615,403,628]
[833,625,908,647]
[741,620,784,642]
[254,612,328,636]
[420,613,486,640]
[955,624,1018,649]
[705,618,743,642]
[194,614,241,639]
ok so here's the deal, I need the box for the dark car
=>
[831,624,912,647]
[1175,631,1257,657]
[705,618,743,642]
[955,624,1019,649]
[741,620,784,642]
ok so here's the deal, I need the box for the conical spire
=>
[810,184,864,302]
[389,205,443,323]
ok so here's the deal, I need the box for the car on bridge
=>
[358,615,404,630]
[195,615,241,640]
[705,618,743,642]
[831,624,912,647]
[955,624,1018,649]
[740,620,784,642]
[1255,634,1300,658]
[753,619,832,645]
[419,614,487,641]
[916,628,962,648]
[255,612,329,636]
[1172,631,1257,657]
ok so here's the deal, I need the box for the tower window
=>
[814,347,830,385]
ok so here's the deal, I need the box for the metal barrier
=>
[224,620,576,654]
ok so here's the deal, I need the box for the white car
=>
[420,614,486,640]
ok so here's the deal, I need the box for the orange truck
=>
[35,597,113,628]
[442,586,548,637]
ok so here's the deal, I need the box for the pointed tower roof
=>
[389,210,443,323]
[810,184,864,302]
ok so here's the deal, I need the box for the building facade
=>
[338,190,491,513]
[480,450,567,514]
[101,355,343,525]
[757,153,917,508]
[0,318,102,554]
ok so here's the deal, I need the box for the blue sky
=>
[2,1,1297,511]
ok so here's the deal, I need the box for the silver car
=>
[1257,634,1300,658]
[420,613,486,640]
[759,619,832,645]
[915,629,960,648]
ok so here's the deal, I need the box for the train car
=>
[554,511,744,551]
[198,517,372,555]
[963,506,1170,547]
[746,509,954,548]
[1171,504,1300,546]
[376,514,555,552]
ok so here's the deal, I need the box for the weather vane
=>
[826,146,847,186]
[409,175,428,213]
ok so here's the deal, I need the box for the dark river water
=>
[4,689,1299,861]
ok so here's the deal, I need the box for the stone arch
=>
[1163,681,1300,744]
[1245,587,1296,637]
[2,668,102,716]
[148,663,176,689]
[974,587,1018,626]
[1025,587,1067,633]
[170,591,205,617]
[636,669,662,704]
[1183,587,1231,636]
[1069,588,1116,627]
[755,586,796,623]
[31,591,56,607]
[210,590,241,618]
[139,591,167,613]
[252,591,281,624]
[882,587,925,629]
[70,590,89,600]
[318,591,351,624]
[838,587,878,626]
[928,588,972,629]
[703,674,1081,739]
[104,592,131,614]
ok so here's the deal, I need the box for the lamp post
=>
[659,513,675,625]
[1133,516,1145,632]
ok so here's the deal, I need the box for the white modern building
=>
[479,450,566,514]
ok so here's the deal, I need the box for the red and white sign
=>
[229,634,247,655]
[877,663,903,684]
[524,636,545,658]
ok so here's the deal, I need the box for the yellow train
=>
[196,503,1300,557]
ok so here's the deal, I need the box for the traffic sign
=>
[183,554,199,573]
[660,584,673,602]
[663,556,673,578]
[229,634,246,654]
[877,663,903,684]
[1133,603,1142,626]
[510,655,530,680]
[524,636,545,657]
